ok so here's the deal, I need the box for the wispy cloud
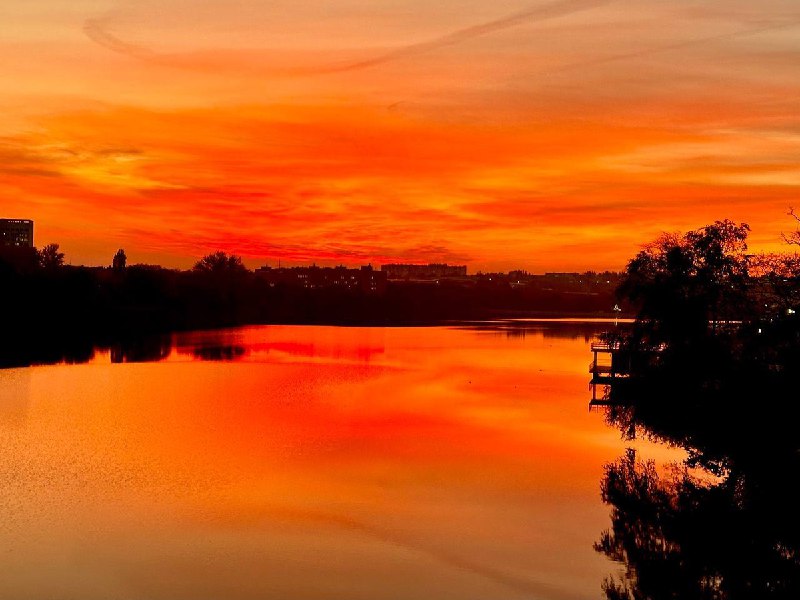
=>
[310,0,610,73]
[82,0,610,74]
[539,16,800,77]
[83,17,155,62]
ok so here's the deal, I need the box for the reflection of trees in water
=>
[190,345,247,361]
[110,335,172,363]
[461,321,621,342]
[595,220,800,599]
[597,447,800,600]
[0,334,249,367]
[0,336,95,368]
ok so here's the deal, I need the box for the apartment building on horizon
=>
[0,219,34,248]
[380,263,467,280]
[255,264,387,293]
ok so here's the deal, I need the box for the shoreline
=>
[0,315,627,369]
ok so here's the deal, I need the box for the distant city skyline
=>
[2,218,629,277]
[2,214,791,274]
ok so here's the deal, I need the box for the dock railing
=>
[590,341,621,352]
[588,336,667,406]
[589,338,630,405]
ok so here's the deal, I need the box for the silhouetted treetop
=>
[617,220,753,340]
[622,220,749,286]
[193,251,247,274]
[113,248,127,270]
[38,243,65,270]
[782,207,800,247]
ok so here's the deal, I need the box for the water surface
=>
[0,322,678,599]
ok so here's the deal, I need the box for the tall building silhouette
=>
[0,219,33,247]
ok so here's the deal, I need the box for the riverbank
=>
[0,314,629,369]
[1,261,627,366]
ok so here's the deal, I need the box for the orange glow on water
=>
[0,324,681,598]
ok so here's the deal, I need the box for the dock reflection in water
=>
[2,322,678,600]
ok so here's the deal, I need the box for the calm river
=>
[0,322,680,599]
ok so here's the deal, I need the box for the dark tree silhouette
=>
[38,243,65,269]
[112,248,127,270]
[617,220,752,347]
[781,207,800,247]
[0,245,39,274]
[193,251,247,273]
[595,219,800,599]
[1,242,627,367]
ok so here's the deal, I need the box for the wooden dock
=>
[589,341,629,405]
[588,339,666,406]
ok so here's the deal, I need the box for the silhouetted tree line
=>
[0,244,621,367]
[594,219,800,599]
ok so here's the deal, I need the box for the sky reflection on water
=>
[0,323,679,599]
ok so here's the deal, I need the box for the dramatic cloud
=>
[2,0,799,270]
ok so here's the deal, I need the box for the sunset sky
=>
[2,0,799,271]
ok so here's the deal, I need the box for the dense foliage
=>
[596,220,800,599]
[0,246,618,367]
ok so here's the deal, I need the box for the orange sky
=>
[2,0,799,271]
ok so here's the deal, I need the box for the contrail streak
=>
[83,18,155,62]
[312,0,609,73]
[538,18,800,76]
[82,5,800,78]
[82,0,609,74]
